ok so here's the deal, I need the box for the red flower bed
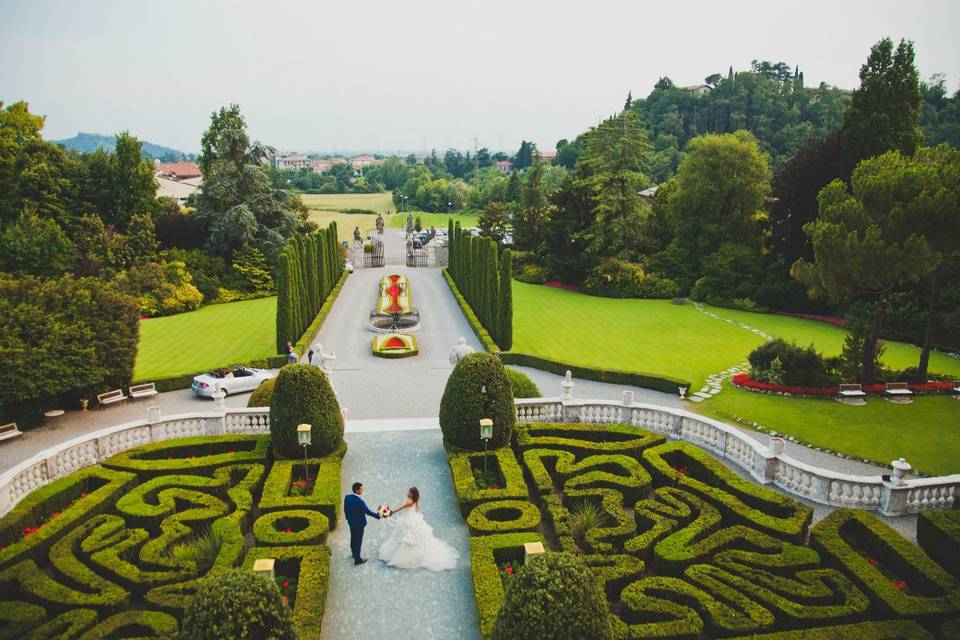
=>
[731,373,956,398]
[776,311,846,327]
[544,281,580,292]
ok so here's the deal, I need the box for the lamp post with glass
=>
[297,423,312,485]
[447,201,452,214]
[480,418,493,475]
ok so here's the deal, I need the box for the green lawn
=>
[299,192,394,212]
[510,281,960,389]
[697,388,960,476]
[510,281,960,474]
[388,212,479,230]
[134,297,278,381]
[307,211,378,244]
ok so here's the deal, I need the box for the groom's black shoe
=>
[354,558,368,565]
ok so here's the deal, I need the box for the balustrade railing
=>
[513,396,960,515]
[2,396,958,519]
[0,408,269,517]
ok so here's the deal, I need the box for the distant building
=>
[156,175,200,206]
[275,154,312,170]
[534,150,557,163]
[638,185,659,203]
[155,161,201,180]
[351,155,378,169]
[680,84,712,96]
[495,160,513,174]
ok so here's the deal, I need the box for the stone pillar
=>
[147,405,161,424]
[758,436,784,484]
[880,458,913,516]
[562,401,580,423]
[669,415,683,440]
[622,390,634,407]
[211,388,226,411]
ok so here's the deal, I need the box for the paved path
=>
[321,429,480,640]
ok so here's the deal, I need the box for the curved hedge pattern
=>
[0,435,341,640]
[466,500,541,535]
[450,421,960,639]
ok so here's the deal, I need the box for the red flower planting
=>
[893,580,907,590]
[505,566,513,574]
[674,466,688,475]
[731,373,956,398]
[867,558,878,566]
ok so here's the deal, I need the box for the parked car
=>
[192,366,275,398]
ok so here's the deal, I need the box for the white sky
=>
[1,0,958,154]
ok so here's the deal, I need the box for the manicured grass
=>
[510,281,960,474]
[307,211,378,244]
[387,212,479,229]
[299,192,394,212]
[697,388,960,476]
[510,281,960,388]
[134,297,277,380]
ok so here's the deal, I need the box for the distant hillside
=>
[54,132,192,160]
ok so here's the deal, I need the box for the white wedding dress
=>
[378,501,459,571]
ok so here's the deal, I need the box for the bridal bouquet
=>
[378,505,392,518]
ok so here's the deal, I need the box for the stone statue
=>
[312,343,336,375]
[449,337,475,366]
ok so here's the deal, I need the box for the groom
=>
[343,481,380,565]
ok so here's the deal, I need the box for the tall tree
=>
[792,151,941,383]
[513,157,548,251]
[513,140,536,170]
[541,176,595,283]
[842,37,922,162]
[111,132,157,229]
[0,101,45,225]
[576,110,652,259]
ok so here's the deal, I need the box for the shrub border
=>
[259,444,346,527]
[448,448,528,517]
[500,352,691,396]
[917,509,960,580]
[442,269,499,352]
[465,500,541,535]
[253,509,329,547]
[469,532,544,639]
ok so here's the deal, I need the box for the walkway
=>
[321,428,480,640]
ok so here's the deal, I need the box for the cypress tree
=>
[477,238,488,330]
[447,218,455,274]
[304,235,318,317]
[470,236,480,306]
[486,240,499,342]
[329,222,341,283]
[296,237,310,331]
[275,252,290,353]
[453,224,462,284]
[499,249,513,350]
[317,233,329,305]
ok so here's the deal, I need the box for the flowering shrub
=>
[731,373,956,398]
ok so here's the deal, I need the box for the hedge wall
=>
[447,223,512,351]
[276,223,344,353]
[917,509,960,580]
[499,351,691,395]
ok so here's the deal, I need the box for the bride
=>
[378,486,459,571]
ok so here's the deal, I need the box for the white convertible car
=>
[192,366,275,398]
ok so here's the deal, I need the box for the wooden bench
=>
[838,383,867,405]
[129,383,158,400]
[884,382,913,403]
[97,389,127,407]
[0,422,22,442]
[953,385,960,400]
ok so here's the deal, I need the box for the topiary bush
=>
[439,352,515,450]
[505,367,541,398]
[248,378,277,407]
[748,338,836,387]
[490,551,612,640]
[181,568,295,640]
[270,364,344,459]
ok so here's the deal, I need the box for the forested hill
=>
[54,132,190,161]
[620,61,959,182]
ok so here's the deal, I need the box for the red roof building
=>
[155,161,202,180]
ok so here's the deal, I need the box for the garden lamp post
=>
[480,418,493,476]
[447,201,452,213]
[297,423,312,484]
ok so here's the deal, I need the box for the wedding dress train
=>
[378,503,459,571]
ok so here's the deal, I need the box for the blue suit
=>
[344,492,379,562]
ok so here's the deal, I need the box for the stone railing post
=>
[561,370,574,400]
[205,414,226,436]
[622,390,634,407]
[562,400,579,423]
[760,436,784,483]
[880,458,913,516]
[669,414,683,440]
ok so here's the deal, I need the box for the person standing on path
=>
[343,482,380,565]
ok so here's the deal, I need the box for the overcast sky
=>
[1,0,958,155]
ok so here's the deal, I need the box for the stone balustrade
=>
[2,397,958,519]
[514,396,960,516]
[0,408,269,518]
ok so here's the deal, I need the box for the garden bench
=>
[838,383,867,405]
[96,389,127,407]
[884,382,913,404]
[953,385,960,400]
[0,422,23,442]
[129,382,158,400]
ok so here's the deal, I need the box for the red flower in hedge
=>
[893,580,907,590]
[675,466,688,475]
[285,527,292,534]
[506,566,513,575]
[228,450,236,454]
[283,595,289,602]
[52,511,60,517]
[282,581,290,588]
[79,492,87,498]
[167,455,173,460]
[867,558,878,566]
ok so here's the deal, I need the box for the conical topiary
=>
[269,364,344,458]
[439,352,514,450]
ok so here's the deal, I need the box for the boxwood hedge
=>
[258,446,345,526]
[522,448,651,502]
[448,448,528,516]
[242,545,331,640]
[917,509,960,580]
[514,422,664,458]
[466,500,541,535]
[102,435,268,478]
[253,509,329,546]
[469,532,544,638]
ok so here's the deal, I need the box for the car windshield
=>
[234,368,252,377]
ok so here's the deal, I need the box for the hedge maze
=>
[0,434,342,639]
[449,422,960,639]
